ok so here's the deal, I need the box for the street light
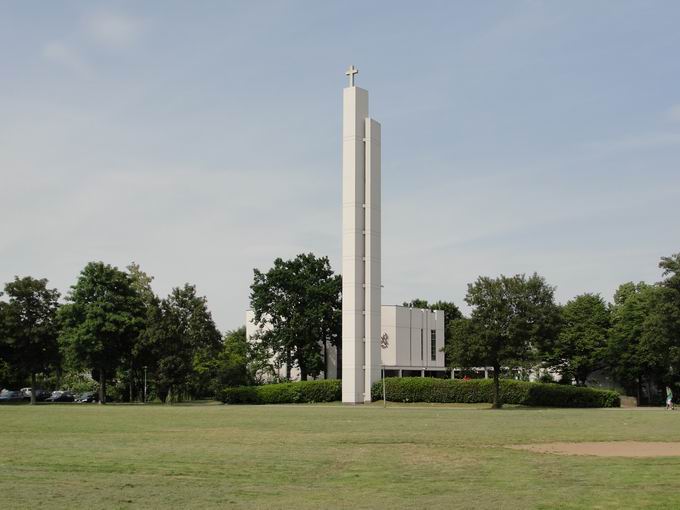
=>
[380,332,389,408]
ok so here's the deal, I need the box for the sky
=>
[1,1,679,331]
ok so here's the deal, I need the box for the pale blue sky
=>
[1,1,679,330]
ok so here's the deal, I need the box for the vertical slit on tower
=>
[363,132,367,380]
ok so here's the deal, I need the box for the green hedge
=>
[218,379,341,405]
[218,377,619,407]
[371,377,620,408]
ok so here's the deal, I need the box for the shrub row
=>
[218,377,619,407]
[371,377,620,408]
[218,379,341,405]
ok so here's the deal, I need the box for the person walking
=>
[666,386,674,410]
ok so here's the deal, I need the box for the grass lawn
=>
[1,402,680,509]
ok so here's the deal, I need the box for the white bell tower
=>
[341,66,381,404]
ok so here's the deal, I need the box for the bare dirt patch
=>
[510,441,680,457]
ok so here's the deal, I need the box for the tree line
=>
[3,251,679,406]
[441,252,680,407]
[0,261,250,404]
[250,252,680,408]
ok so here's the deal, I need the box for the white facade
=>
[380,306,446,375]
[245,306,445,382]
[342,66,382,404]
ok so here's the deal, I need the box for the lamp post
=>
[380,332,389,408]
[143,366,147,403]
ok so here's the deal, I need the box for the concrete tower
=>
[342,66,381,404]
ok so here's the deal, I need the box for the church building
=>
[245,305,445,382]
[246,67,445,401]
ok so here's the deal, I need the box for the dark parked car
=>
[75,392,98,403]
[45,390,75,403]
[0,389,24,403]
[20,388,51,402]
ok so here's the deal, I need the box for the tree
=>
[125,262,159,401]
[446,273,560,408]
[214,327,250,389]
[250,253,341,380]
[608,282,647,399]
[127,262,156,305]
[607,282,664,401]
[640,286,680,389]
[544,294,609,386]
[0,277,61,403]
[58,262,145,404]
[657,252,680,387]
[607,256,680,402]
[659,252,680,292]
[144,284,221,402]
[402,298,431,309]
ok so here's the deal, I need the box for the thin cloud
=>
[667,104,680,123]
[586,131,680,155]
[84,11,142,49]
[42,41,88,76]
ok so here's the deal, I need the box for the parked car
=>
[20,388,51,402]
[0,389,24,403]
[75,392,98,403]
[45,390,75,403]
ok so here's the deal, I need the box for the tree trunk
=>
[637,377,642,405]
[492,364,502,409]
[30,372,36,405]
[576,370,586,387]
[323,340,327,380]
[298,345,306,381]
[99,370,106,405]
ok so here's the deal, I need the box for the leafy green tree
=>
[0,296,25,390]
[0,277,61,403]
[213,327,250,389]
[657,252,680,388]
[124,262,159,401]
[446,273,560,408]
[608,282,649,399]
[641,286,680,388]
[605,256,680,402]
[250,253,341,380]
[127,262,156,305]
[659,252,680,292]
[59,262,145,404]
[606,282,680,401]
[144,284,221,402]
[544,294,610,386]
[402,298,431,309]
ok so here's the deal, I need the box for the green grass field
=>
[1,403,680,509]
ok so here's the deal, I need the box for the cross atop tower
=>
[345,65,358,87]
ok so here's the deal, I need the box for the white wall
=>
[384,306,445,370]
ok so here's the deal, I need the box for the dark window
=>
[430,330,437,361]
[420,329,423,360]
